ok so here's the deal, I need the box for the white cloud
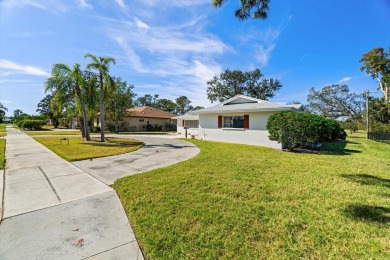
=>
[0,100,12,105]
[115,0,126,9]
[256,44,276,68]
[0,0,68,12]
[134,17,150,31]
[76,0,92,9]
[0,59,49,77]
[338,77,352,83]
[114,37,148,73]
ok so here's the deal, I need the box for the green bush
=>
[19,120,46,130]
[92,126,101,132]
[267,112,346,150]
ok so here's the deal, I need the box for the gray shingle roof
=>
[190,95,302,114]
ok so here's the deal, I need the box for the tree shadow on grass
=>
[344,204,390,223]
[80,141,144,148]
[340,174,390,188]
[319,141,361,155]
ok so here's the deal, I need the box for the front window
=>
[184,120,199,128]
[223,116,244,128]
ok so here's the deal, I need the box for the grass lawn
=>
[113,132,390,259]
[24,130,82,136]
[34,137,144,161]
[118,131,173,135]
[0,139,5,169]
[0,124,6,137]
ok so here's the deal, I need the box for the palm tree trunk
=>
[76,87,91,141]
[80,116,85,137]
[99,74,105,142]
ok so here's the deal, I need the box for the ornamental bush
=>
[267,111,346,150]
[18,120,46,130]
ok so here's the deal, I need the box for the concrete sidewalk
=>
[0,127,143,259]
[74,135,200,185]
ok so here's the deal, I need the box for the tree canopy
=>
[212,0,270,20]
[206,68,282,103]
[360,47,390,101]
[306,84,363,121]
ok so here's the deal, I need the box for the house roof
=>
[190,95,303,115]
[124,106,176,119]
[171,114,199,120]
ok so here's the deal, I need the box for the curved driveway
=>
[72,135,200,185]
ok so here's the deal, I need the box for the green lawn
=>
[113,133,390,259]
[24,130,82,136]
[0,139,5,169]
[0,124,6,137]
[34,137,144,161]
[118,131,173,135]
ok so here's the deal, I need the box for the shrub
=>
[92,126,101,133]
[19,120,46,130]
[267,112,346,150]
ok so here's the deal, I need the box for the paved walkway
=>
[0,127,143,259]
[73,135,200,185]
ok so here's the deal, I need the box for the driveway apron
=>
[0,127,144,259]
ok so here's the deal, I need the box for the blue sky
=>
[1,0,389,116]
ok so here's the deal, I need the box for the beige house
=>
[96,106,176,132]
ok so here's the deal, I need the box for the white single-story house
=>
[190,95,303,149]
[172,114,199,138]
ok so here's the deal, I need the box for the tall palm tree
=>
[46,63,91,140]
[85,54,116,142]
[0,102,7,123]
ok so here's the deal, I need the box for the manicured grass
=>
[0,139,5,169]
[25,130,82,136]
[34,137,144,161]
[113,133,390,259]
[0,124,6,137]
[118,131,173,135]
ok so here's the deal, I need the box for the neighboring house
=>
[172,114,199,138]
[190,95,303,149]
[96,106,176,132]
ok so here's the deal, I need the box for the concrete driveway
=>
[73,135,200,185]
[0,129,200,259]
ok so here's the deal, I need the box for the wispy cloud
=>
[0,100,12,105]
[76,0,92,9]
[115,0,126,9]
[0,59,49,77]
[256,44,276,68]
[338,77,352,83]
[0,0,68,12]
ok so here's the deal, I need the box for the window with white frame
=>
[184,120,199,128]
[223,116,244,128]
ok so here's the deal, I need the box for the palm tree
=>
[0,102,7,123]
[46,63,91,140]
[85,54,116,142]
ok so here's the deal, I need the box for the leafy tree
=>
[0,102,7,123]
[175,96,192,115]
[307,84,363,121]
[46,63,91,140]
[13,109,24,119]
[105,77,135,132]
[212,0,269,20]
[207,68,282,103]
[156,98,177,113]
[360,47,390,102]
[136,94,159,107]
[190,106,205,111]
[85,53,116,142]
[368,97,390,128]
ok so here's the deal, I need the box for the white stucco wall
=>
[198,112,282,149]
[177,120,199,138]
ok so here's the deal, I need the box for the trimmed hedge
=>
[17,120,46,130]
[267,111,346,150]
